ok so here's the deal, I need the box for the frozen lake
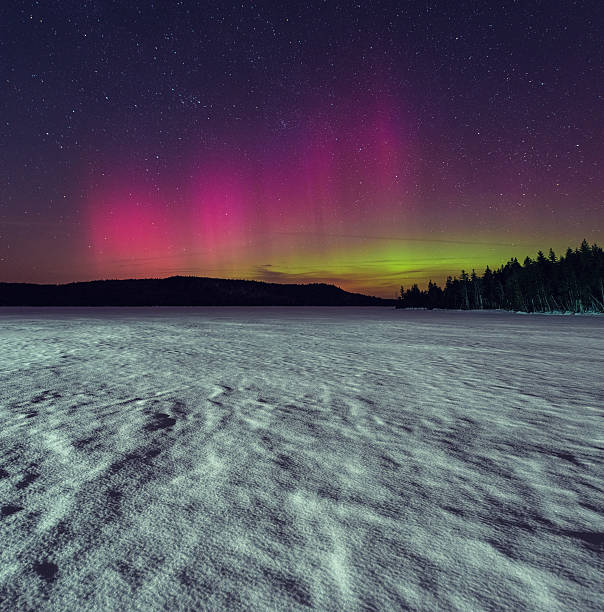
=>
[0,308,602,610]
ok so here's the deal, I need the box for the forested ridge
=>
[398,240,604,313]
[0,276,392,306]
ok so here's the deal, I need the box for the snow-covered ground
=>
[0,308,602,611]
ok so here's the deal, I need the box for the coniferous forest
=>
[397,240,604,313]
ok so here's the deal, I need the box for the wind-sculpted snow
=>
[0,308,602,610]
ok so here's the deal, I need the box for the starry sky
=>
[1,1,602,297]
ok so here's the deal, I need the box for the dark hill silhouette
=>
[0,276,394,306]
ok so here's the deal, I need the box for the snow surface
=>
[0,307,602,611]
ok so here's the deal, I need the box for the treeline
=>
[398,240,604,313]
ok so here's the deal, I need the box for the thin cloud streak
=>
[274,231,539,248]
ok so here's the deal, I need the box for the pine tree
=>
[395,240,603,313]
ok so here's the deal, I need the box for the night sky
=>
[2,1,602,297]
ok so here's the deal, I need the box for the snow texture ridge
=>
[0,308,602,610]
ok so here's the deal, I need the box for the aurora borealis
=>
[2,2,602,297]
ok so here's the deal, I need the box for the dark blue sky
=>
[1,1,602,293]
